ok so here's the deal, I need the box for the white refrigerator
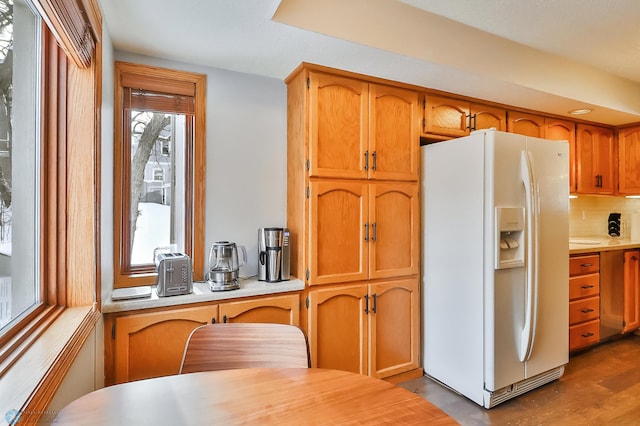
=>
[422,129,569,408]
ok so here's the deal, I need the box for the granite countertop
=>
[569,236,640,255]
[102,276,305,313]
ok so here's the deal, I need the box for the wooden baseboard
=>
[383,368,424,385]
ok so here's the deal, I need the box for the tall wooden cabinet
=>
[287,64,421,381]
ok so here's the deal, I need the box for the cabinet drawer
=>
[569,319,600,351]
[569,296,599,324]
[569,274,600,300]
[570,255,599,276]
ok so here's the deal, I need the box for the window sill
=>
[0,304,100,423]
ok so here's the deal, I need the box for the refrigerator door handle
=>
[519,150,539,362]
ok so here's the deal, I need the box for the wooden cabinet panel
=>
[569,274,600,299]
[623,250,640,332]
[569,296,600,324]
[369,84,419,181]
[508,111,545,138]
[471,103,506,132]
[308,72,368,179]
[545,118,576,193]
[308,180,368,285]
[569,255,600,275]
[618,126,640,194]
[113,305,218,384]
[368,183,419,279]
[219,294,300,326]
[423,94,469,138]
[369,278,419,379]
[575,124,615,194]
[307,285,368,374]
[569,319,600,351]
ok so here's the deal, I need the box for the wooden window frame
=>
[113,62,206,288]
[0,0,102,418]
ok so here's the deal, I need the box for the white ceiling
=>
[98,0,640,126]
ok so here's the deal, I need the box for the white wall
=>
[102,52,288,297]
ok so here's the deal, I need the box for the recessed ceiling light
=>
[569,108,592,115]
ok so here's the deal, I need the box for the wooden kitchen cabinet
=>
[623,250,640,332]
[111,305,218,384]
[575,123,615,194]
[306,71,419,181]
[421,94,506,139]
[617,125,640,195]
[107,294,301,385]
[545,118,576,193]
[287,64,421,382]
[507,111,545,138]
[308,180,419,285]
[569,254,601,351]
[306,278,419,379]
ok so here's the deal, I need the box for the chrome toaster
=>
[156,253,193,297]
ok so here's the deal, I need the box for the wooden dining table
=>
[54,368,457,425]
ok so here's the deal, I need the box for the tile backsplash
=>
[570,196,640,239]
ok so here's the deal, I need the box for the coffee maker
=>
[258,228,290,282]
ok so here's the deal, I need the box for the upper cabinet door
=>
[308,180,369,285]
[545,118,576,193]
[508,111,545,138]
[423,94,470,138]
[308,72,368,179]
[576,124,615,194]
[618,125,640,195]
[471,103,506,132]
[368,182,420,280]
[369,84,419,181]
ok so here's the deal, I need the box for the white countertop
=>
[102,277,305,313]
[569,236,640,255]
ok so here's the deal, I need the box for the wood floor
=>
[398,334,640,425]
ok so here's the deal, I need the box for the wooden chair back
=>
[179,323,310,374]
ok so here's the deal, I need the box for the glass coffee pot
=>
[207,241,247,291]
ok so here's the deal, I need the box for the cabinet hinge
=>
[305,296,309,309]
[306,187,310,198]
[306,77,310,89]
[306,159,310,171]
[305,268,310,280]
[111,322,116,340]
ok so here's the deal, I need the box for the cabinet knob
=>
[581,308,594,314]
[581,332,594,338]
[581,285,594,289]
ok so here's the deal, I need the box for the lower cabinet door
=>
[307,284,368,374]
[369,278,420,378]
[113,305,218,384]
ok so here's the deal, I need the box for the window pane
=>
[0,0,40,332]
[129,110,187,266]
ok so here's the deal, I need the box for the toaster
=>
[156,253,193,297]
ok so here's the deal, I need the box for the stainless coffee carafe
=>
[207,241,247,291]
[258,228,290,282]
